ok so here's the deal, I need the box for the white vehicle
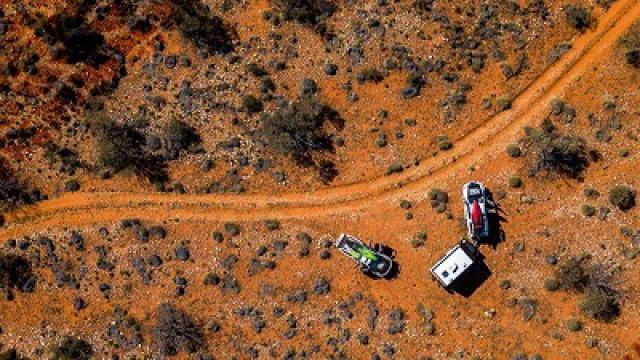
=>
[430,239,481,289]
[462,181,492,241]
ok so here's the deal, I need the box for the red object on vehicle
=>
[471,200,482,229]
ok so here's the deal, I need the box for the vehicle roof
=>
[431,244,475,287]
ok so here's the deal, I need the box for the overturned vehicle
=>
[335,234,395,278]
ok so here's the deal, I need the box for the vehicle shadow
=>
[449,259,492,298]
[372,243,400,280]
[481,189,507,250]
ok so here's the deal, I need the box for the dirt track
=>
[3,0,640,237]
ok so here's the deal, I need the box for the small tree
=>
[163,119,201,159]
[153,303,203,356]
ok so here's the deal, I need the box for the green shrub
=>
[609,185,636,210]
[583,187,599,199]
[522,120,588,178]
[357,68,384,83]
[64,179,81,192]
[265,219,280,230]
[496,96,512,111]
[564,5,591,31]
[172,0,234,54]
[224,222,240,236]
[506,144,522,158]
[50,337,93,360]
[153,303,203,356]
[246,63,268,77]
[242,95,263,114]
[565,318,582,332]
[508,176,522,188]
[555,257,589,291]
[0,159,34,212]
[164,119,201,159]
[579,286,620,322]
[543,278,560,291]
[274,0,336,35]
[263,96,342,169]
[36,12,109,67]
[580,204,596,217]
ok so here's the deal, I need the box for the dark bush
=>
[579,286,620,322]
[243,95,263,114]
[0,349,25,360]
[163,119,201,159]
[0,255,35,292]
[50,336,93,360]
[555,256,589,291]
[37,13,109,67]
[625,49,640,68]
[356,68,384,84]
[274,0,336,35]
[608,185,636,210]
[506,144,522,158]
[89,112,168,182]
[153,303,203,356]
[263,96,343,170]
[0,159,35,212]
[564,5,591,31]
[521,121,589,178]
[171,0,234,54]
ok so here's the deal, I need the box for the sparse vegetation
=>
[171,0,234,54]
[520,120,589,178]
[50,337,93,360]
[263,96,343,182]
[163,119,201,159]
[273,0,337,35]
[88,112,168,183]
[552,256,622,322]
[153,303,203,356]
[608,185,636,210]
[564,5,591,31]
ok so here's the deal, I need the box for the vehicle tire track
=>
[3,0,640,238]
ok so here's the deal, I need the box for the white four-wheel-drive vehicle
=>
[462,181,492,241]
[335,234,394,278]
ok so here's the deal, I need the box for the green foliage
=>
[608,185,636,210]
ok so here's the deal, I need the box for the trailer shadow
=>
[449,259,492,297]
